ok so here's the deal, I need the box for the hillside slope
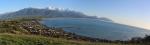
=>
[0,8,113,22]
[0,33,140,45]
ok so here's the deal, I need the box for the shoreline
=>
[20,19,111,42]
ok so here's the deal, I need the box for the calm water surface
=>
[40,18,150,40]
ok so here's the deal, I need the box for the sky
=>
[0,0,150,29]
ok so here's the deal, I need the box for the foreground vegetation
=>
[0,33,141,45]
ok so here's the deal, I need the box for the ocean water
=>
[40,18,150,40]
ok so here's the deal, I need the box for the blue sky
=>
[0,0,150,29]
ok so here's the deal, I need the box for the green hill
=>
[0,33,138,45]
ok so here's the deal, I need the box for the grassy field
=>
[0,33,142,45]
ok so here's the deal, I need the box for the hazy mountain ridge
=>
[0,8,113,22]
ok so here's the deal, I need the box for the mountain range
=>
[0,8,113,22]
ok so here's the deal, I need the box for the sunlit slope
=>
[0,33,129,45]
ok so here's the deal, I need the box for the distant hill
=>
[0,8,113,22]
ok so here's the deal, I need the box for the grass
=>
[0,33,142,45]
